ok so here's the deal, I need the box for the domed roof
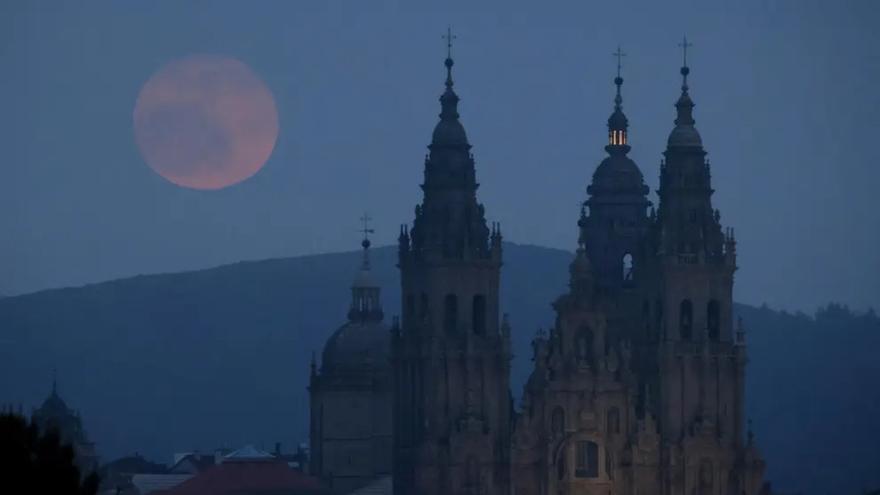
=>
[36,384,72,417]
[608,107,628,131]
[667,124,703,148]
[667,66,703,149]
[321,319,390,372]
[430,56,470,148]
[431,118,469,147]
[589,154,649,196]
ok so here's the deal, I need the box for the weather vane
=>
[359,213,374,242]
[613,45,626,78]
[442,26,456,59]
[678,35,693,67]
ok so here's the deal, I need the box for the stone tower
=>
[310,233,392,494]
[392,40,512,495]
[645,46,766,495]
[581,50,651,293]
[512,60,652,495]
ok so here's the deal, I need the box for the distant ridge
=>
[0,242,877,495]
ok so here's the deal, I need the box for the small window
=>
[707,300,721,341]
[444,294,457,333]
[575,441,598,478]
[472,295,486,335]
[576,327,593,365]
[551,407,565,438]
[607,408,620,435]
[680,299,693,341]
[622,253,634,282]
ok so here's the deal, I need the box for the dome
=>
[607,107,628,131]
[667,124,703,148]
[431,118,469,147]
[589,154,649,196]
[321,320,390,372]
[38,390,71,415]
[667,84,703,148]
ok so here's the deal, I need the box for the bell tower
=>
[649,39,763,495]
[581,47,651,293]
[391,30,512,495]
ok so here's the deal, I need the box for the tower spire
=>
[349,213,382,322]
[678,35,693,92]
[606,45,629,150]
[432,27,467,147]
[359,212,374,270]
[668,36,701,147]
[442,26,456,89]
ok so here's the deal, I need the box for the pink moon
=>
[133,54,279,190]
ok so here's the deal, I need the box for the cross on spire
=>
[359,213,374,243]
[678,35,693,67]
[442,26,457,60]
[613,45,626,79]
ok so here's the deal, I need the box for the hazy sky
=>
[1,0,878,312]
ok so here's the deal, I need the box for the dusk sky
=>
[1,0,877,312]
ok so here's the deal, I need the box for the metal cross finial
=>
[678,35,693,67]
[442,26,456,59]
[359,213,374,241]
[613,45,626,78]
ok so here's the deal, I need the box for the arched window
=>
[551,407,565,438]
[444,294,457,333]
[707,300,721,341]
[680,299,693,341]
[622,253,634,282]
[575,441,598,478]
[472,295,486,335]
[607,408,620,435]
[576,327,594,365]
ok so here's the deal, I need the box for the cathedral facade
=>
[313,39,769,495]
[509,52,767,495]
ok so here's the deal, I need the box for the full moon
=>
[133,54,279,190]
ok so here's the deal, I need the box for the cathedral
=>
[311,37,769,495]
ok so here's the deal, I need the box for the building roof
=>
[321,320,390,372]
[158,459,328,495]
[131,474,193,494]
[223,444,275,461]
